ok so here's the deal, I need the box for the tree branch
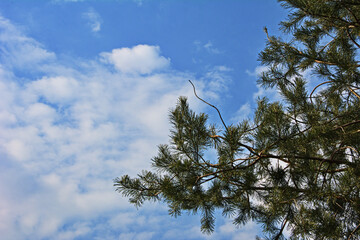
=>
[348,87,360,100]
[346,27,360,49]
[189,80,228,131]
[309,81,333,104]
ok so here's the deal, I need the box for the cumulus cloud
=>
[0,15,233,240]
[83,8,102,33]
[100,45,170,74]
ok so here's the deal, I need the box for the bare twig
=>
[189,80,228,131]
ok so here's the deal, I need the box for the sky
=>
[0,1,288,239]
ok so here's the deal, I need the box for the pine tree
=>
[114,0,360,239]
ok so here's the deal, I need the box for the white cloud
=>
[25,103,57,124]
[83,8,102,33]
[100,45,170,74]
[27,76,79,104]
[231,102,252,123]
[4,139,30,161]
[218,220,260,240]
[0,16,55,69]
[0,15,232,240]
[245,65,268,77]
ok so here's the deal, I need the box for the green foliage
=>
[114,0,360,239]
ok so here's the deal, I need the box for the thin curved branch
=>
[346,27,360,49]
[189,80,228,131]
[314,145,356,184]
[309,81,333,104]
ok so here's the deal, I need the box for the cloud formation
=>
[100,45,170,74]
[0,15,237,239]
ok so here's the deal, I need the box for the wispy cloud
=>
[83,8,102,33]
[203,41,222,54]
[194,40,223,54]
[199,65,232,101]
[0,16,55,69]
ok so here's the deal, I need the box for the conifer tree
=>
[114,0,360,239]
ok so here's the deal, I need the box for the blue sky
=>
[0,1,288,239]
